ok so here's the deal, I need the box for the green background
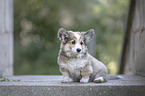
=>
[14,0,129,75]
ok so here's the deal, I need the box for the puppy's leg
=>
[80,65,93,83]
[60,68,70,83]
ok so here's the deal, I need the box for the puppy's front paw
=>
[80,78,89,83]
[61,79,70,83]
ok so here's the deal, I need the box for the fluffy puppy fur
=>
[57,28,107,83]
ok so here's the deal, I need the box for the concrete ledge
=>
[0,75,145,96]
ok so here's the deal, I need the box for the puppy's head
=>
[58,28,94,58]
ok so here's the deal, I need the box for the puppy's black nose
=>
[76,48,81,53]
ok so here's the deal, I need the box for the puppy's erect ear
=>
[83,29,95,43]
[57,28,69,43]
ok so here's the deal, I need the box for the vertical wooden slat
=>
[0,0,13,76]
[118,0,136,74]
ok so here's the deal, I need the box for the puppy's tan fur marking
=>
[57,28,107,83]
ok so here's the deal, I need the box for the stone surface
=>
[0,75,145,96]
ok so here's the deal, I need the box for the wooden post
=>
[0,0,13,76]
[118,0,145,76]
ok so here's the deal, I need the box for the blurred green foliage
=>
[14,0,128,75]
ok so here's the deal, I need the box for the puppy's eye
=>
[71,40,75,45]
[80,41,84,45]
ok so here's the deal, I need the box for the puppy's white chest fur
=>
[62,58,87,72]
[61,58,88,82]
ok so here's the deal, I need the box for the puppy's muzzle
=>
[76,48,81,53]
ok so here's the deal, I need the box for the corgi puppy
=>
[57,28,107,83]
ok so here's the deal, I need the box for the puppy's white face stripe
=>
[73,43,82,52]
[71,33,82,53]
[74,33,80,41]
